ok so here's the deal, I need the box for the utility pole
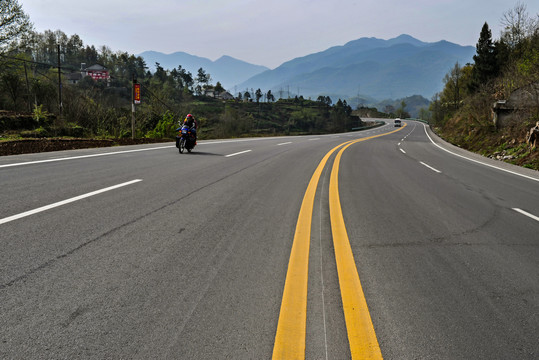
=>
[57,44,63,118]
[131,74,136,139]
[33,64,37,107]
[24,62,31,112]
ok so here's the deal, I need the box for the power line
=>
[0,53,54,67]
[139,83,176,112]
[0,53,80,77]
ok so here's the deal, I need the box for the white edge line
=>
[225,149,252,157]
[1,135,296,169]
[0,146,173,169]
[0,179,142,225]
[423,124,539,183]
[420,161,442,173]
[512,208,539,222]
[399,148,406,154]
[277,142,292,146]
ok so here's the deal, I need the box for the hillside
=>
[0,97,366,155]
[430,19,539,170]
[434,114,538,170]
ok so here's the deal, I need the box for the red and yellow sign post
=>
[134,83,141,104]
[131,76,140,139]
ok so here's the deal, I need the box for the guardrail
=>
[351,120,385,131]
[351,118,429,131]
[405,118,430,124]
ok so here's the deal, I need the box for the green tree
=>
[0,0,32,52]
[146,110,176,138]
[31,77,56,112]
[196,67,211,90]
[395,100,410,118]
[470,22,498,91]
[1,69,23,109]
[178,66,193,90]
[214,81,224,95]
[342,100,352,116]
[328,98,354,132]
[267,90,275,102]
[443,62,463,110]
[84,45,98,64]
[154,62,168,82]
[418,107,431,121]
[316,95,332,107]
[441,62,472,112]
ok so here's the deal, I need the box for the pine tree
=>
[470,22,498,92]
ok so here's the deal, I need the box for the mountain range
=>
[139,34,476,103]
[138,51,269,90]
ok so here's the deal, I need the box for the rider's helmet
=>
[186,114,193,119]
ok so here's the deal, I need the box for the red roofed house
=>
[83,64,110,81]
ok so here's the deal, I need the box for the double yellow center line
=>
[273,125,405,359]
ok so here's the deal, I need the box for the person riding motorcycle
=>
[182,114,198,143]
[183,113,197,129]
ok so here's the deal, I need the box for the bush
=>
[20,127,49,138]
[61,124,86,137]
[0,112,35,131]
[33,104,51,125]
[146,110,177,138]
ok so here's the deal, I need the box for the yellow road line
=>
[329,125,405,359]
[272,140,354,360]
[273,125,405,359]
[329,139,382,359]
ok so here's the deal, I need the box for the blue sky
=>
[20,0,539,69]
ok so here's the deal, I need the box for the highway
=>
[1,120,538,359]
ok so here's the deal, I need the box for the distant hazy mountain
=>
[237,34,475,101]
[374,95,431,118]
[138,51,269,90]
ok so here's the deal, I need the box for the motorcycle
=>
[176,124,196,153]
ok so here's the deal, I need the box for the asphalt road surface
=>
[1,120,538,359]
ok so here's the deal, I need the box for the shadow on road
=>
[176,151,223,157]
